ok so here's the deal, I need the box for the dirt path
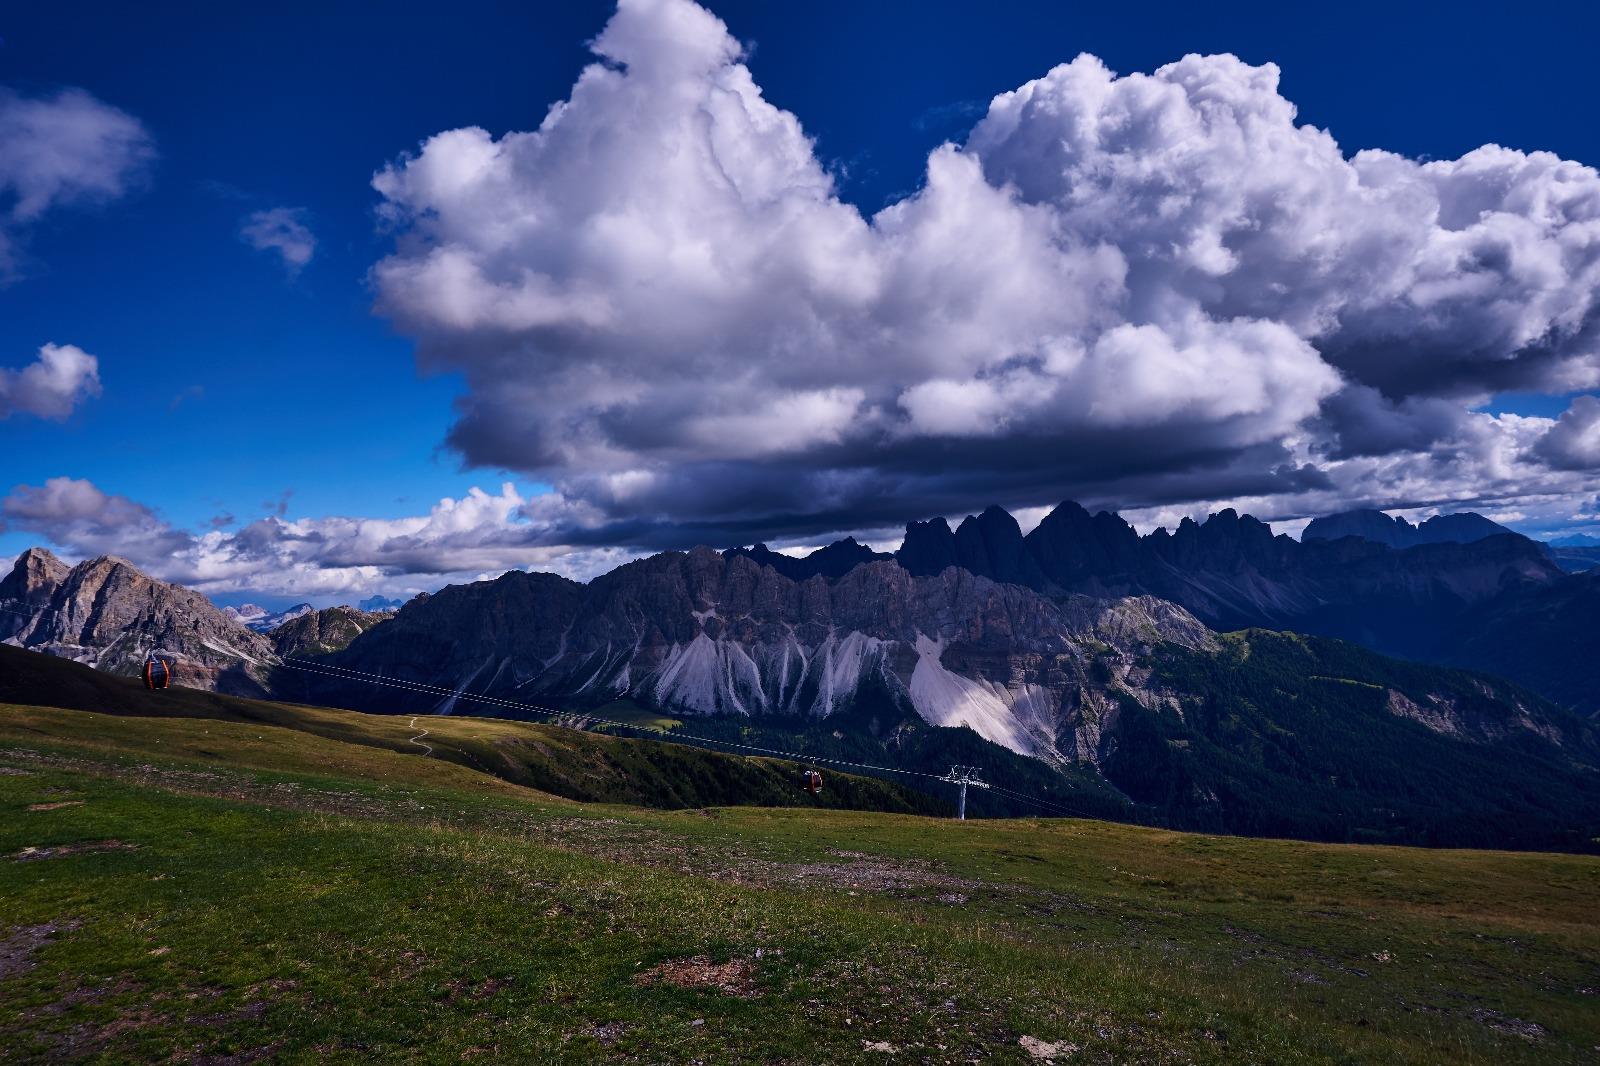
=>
[406,717,434,757]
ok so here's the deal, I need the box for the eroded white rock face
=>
[419,550,1220,761]
[909,634,1035,755]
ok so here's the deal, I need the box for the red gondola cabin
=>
[143,656,173,691]
[800,769,822,794]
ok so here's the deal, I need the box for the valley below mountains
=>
[3,500,1598,850]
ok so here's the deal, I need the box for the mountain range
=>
[223,602,315,632]
[1300,508,1514,549]
[3,501,1598,848]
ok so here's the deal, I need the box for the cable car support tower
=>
[941,765,990,820]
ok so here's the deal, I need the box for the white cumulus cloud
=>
[0,343,102,420]
[0,87,154,280]
[240,207,316,274]
[0,478,634,601]
[371,0,1401,544]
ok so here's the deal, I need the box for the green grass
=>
[0,646,940,816]
[2,702,1597,1063]
[586,699,684,732]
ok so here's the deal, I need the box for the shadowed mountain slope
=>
[0,644,941,814]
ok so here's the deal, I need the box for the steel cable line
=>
[0,598,1102,816]
[278,655,950,780]
[278,656,1110,817]
[982,781,1101,820]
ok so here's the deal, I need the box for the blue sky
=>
[3,0,1600,604]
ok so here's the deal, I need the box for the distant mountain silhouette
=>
[756,500,1589,710]
[1302,509,1512,548]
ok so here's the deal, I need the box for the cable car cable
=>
[278,655,951,781]
[278,655,1106,817]
[0,600,1102,816]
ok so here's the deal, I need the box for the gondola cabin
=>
[800,769,822,795]
[143,656,173,691]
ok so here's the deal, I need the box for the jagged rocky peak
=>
[899,504,1058,585]
[1303,508,1513,548]
[1024,501,1142,587]
[270,605,391,658]
[954,505,1048,589]
[1,547,71,606]
[0,548,275,694]
[1153,508,1284,570]
[724,536,889,582]
[896,516,960,577]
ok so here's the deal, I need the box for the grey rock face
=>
[270,606,391,658]
[0,551,275,694]
[0,548,71,611]
[887,503,1567,665]
[314,547,1215,762]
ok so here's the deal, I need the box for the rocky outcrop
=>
[0,548,71,610]
[887,503,1568,661]
[0,551,275,694]
[724,538,888,581]
[897,517,962,577]
[1303,508,1512,548]
[270,606,391,658]
[309,548,1215,762]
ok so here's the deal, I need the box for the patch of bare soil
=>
[10,840,137,862]
[0,766,33,776]
[444,975,510,1003]
[179,1046,280,1066]
[776,852,980,895]
[0,919,81,981]
[26,800,84,811]
[189,1000,269,1028]
[634,956,761,998]
[49,1007,164,1059]
[584,1021,628,1046]
[41,976,142,1016]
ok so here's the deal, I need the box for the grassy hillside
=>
[1,701,1596,1063]
[1134,630,1600,852]
[0,645,941,816]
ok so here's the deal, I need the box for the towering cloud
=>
[367,0,1598,546]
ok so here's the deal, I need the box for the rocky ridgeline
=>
[893,503,1563,645]
[269,605,391,658]
[0,549,392,695]
[0,548,277,694]
[4,497,1594,749]
[295,547,1216,762]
